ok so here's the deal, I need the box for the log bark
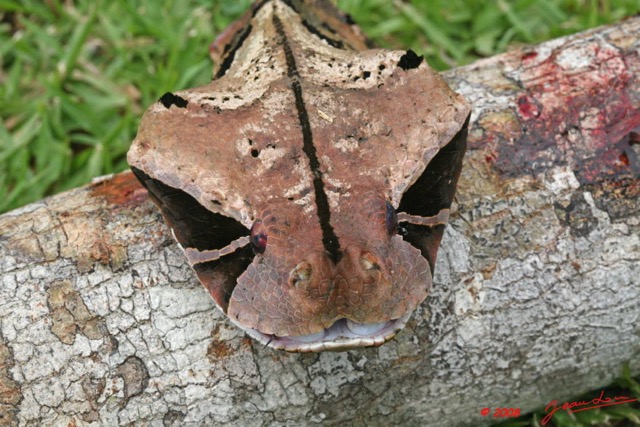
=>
[1,17,639,427]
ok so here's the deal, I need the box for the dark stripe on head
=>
[214,25,253,79]
[272,11,342,263]
[301,19,344,49]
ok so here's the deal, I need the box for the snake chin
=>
[232,312,413,352]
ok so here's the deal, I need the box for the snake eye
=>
[250,220,267,254]
[385,201,397,235]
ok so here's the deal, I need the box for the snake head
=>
[225,194,433,351]
[127,0,470,352]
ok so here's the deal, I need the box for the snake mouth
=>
[231,312,413,352]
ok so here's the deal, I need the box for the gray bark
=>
[1,17,639,427]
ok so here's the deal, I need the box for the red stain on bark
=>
[90,171,147,207]
[517,95,541,120]
[484,35,640,186]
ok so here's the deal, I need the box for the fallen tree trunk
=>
[1,17,639,427]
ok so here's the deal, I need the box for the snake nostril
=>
[360,252,380,271]
[289,261,313,288]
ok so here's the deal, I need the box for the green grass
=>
[0,0,254,211]
[1,0,639,425]
[339,0,639,69]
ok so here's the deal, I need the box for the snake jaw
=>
[230,312,413,352]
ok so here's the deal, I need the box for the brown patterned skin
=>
[128,0,470,350]
[229,195,430,337]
